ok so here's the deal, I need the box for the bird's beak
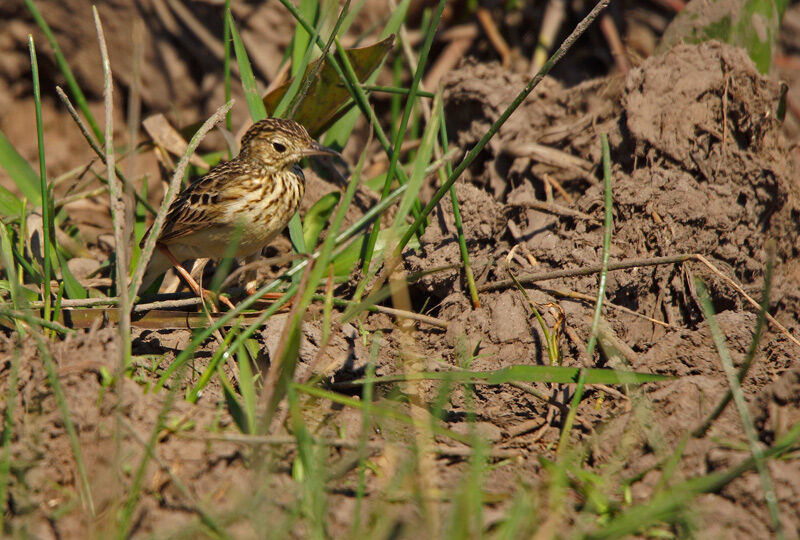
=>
[300,141,341,158]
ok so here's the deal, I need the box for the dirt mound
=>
[396,40,800,534]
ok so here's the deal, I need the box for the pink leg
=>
[158,244,236,310]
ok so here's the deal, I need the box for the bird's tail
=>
[137,249,172,295]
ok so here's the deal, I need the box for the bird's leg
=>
[157,244,236,310]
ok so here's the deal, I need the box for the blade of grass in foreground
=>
[227,11,268,120]
[256,136,374,430]
[696,279,784,538]
[440,119,480,308]
[586,133,613,355]
[29,35,54,325]
[692,241,775,438]
[338,364,670,387]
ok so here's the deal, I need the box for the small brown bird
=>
[140,117,338,301]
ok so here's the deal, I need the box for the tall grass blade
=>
[29,35,54,325]
[696,279,784,538]
[440,120,480,308]
[227,11,267,120]
[291,0,319,77]
[692,241,776,437]
[237,346,258,434]
[586,133,613,355]
[340,365,670,387]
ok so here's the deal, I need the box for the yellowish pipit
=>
[140,118,338,304]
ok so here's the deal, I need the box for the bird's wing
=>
[155,160,244,244]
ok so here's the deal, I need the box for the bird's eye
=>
[272,142,287,153]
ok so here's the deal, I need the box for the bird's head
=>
[239,118,338,169]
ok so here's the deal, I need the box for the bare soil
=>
[2,0,800,538]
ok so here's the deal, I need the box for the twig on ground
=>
[505,200,601,224]
[599,14,629,73]
[190,433,520,459]
[476,7,511,67]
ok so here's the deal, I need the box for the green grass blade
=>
[130,178,148,271]
[29,35,54,325]
[275,7,324,119]
[339,365,671,387]
[237,346,258,434]
[0,131,41,206]
[586,133,613,355]
[440,119,480,308]
[556,368,586,456]
[291,0,319,78]
[55,249,87,299]
[390,92,441,234]
[696,279,784,538]
[187,325,238,404]
[227,11,267,121]
[692,241,775,437]
[0,223,26,316]
[303,192,340,251]
[0,184,23,218]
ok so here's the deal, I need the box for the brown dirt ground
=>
[2,1,800,538]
